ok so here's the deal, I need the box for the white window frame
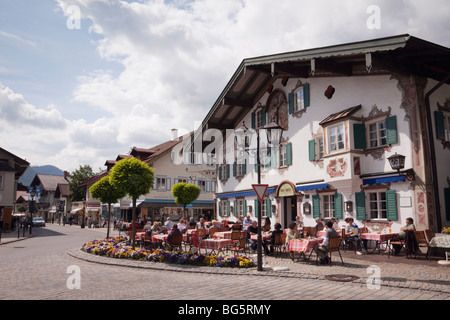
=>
[328,124,345,152]
[322,194,335,219]
[221,201,227,216]
[294,86,306,112]
[197,179,206,192]
[367,119,387,149]
[156,176,166,191]
[316,136,324,160]
[262,198,268,216]
[255,109,264,129]
[279,144,287,167]
[368,190,387,220]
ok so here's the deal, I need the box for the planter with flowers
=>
[81,236,255,268]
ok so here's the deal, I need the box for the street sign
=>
[252,184,269,203]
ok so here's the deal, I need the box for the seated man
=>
[315,221,338,264]
[344,217,366,255]
[246,221,259,252]
[390,217,416,255]
[166,224,182,250]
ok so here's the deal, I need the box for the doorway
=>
[282,196,297,229]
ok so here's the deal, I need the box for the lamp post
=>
[242,121,283,271]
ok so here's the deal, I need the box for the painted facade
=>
[199,35,450,233]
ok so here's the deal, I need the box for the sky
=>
[0,0,449,174]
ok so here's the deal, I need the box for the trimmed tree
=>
[109,158,154,249]
[171,182,201,219]
[89,176,126,239]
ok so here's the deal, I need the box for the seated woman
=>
[166,224,182,250]
[286,222,300,244]
[151,221,163,249]
[264,223,283,256]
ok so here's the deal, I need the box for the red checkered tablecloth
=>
[288,238,323,253]
[198,239,233,252]
[152,234,169,243]
[213,231,245,239]
[251,233,271,241]
[359,232,398,242]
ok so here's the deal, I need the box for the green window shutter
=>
[233,162,237,177]
[226,200,230,217]
[286,142,292,166]
[308,139,316,161]
[444,188,450,220]
[386,190,398,221]
[218,166,222,180]
[266,198,271,218]
[261,111,267,126]
[435,111,446,140]
[218,201,222,216]
[288,92,294,114]
[304,83,310,107]
[386,116,398,145]
[234,200,238,217]
[254,199,259,217]
[266,148,271,169]
[226,164,230,179]
[312,195,320,218]
[355,192,366,220]
[243,199,247,216]
[242,159,247,175]
[334,193,343,219]
[251,112,255,129]
[353,123,366,149]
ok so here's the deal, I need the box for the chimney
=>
[171,128,178,140]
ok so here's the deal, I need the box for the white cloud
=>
[2,0,449,173]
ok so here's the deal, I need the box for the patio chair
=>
[209,227,219,238]
[166,233,183,251]
[271,233,285,257]
[142,232,152,249]
[316,236,344,266]
[341,229,356,253]
[415,230,431,260]
[229,237,247,256]
[388,230,418,258]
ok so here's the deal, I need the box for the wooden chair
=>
[424,229,435,243]
[229,237,247,256]
[316,236,344,266]
[166,233,183,251]
[208,227,219,238]
[340,228,356,253]
[415,230,431,260]
[388,230,418,258]
[271,233,285,256]
[359,227,369,234]
[142,232,152,249]
[225,231,242,253]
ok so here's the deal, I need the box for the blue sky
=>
[0,0,449,173]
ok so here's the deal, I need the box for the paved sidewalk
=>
[3,223,450,296]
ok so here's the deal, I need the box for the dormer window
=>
[328,124,345,152]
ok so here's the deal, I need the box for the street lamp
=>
[387,153,415,181]
[242,121,283,271]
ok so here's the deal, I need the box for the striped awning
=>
[216,188,275,199]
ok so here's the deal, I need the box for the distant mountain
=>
[18,165,64,187]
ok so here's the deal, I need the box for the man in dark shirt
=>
[246,221,259,251]
[264,223,283,256]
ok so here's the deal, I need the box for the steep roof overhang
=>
[198,34,450,146]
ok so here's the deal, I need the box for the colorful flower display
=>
[81,236,255,268]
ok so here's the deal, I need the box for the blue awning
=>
[216,188,275,199]
[362,175,405,185]
[296,183,329,192]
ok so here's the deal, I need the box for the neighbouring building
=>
[198,34,450,233]
[0,147,29,230]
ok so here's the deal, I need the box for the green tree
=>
[89,176,126,239]
[109,158,154,249]
[171,182,201,218]
[68,165,95,202]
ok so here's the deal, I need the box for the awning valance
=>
[296,183,329,192]
[216,188,275,199]
[362,175,405,186]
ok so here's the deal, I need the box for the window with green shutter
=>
[444,188,450,221]
[226,200,230,217]
[355,192,366,220]
[290,83,310,114]
[385,116,398,145]
[353,123,366,149]
[266,198,272,218]
[435,111,446,140]
[234,200,238,217]
[308,139,316,161]
[334,193,343,219]
[312,195,320,218]
[386,190,398,221]
[286,142,292,166]
[254,199,259,217]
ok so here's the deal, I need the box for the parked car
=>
[32,217,46,227]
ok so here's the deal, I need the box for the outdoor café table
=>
[318,229,342,238]
[429,234,450,265]
[359,232,399,254]
[152,233,168,245]
[288,238,323,261]
[213,231,245,240]
[251,233,271,242]
[198,238,233,255]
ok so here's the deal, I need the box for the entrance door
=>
[282,196,297,229]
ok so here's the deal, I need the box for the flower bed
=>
[81,236,255,268]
